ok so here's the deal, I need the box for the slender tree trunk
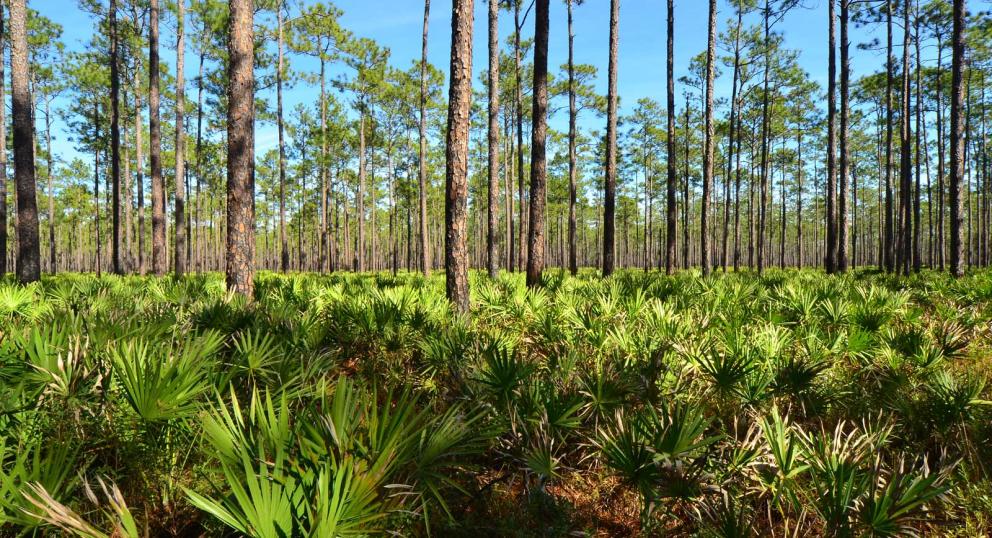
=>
[277,3,289,273]
[45,101,55,273]
[603,0,619,277]
[0,4,6,276]
[913,0,922,271]
[826,0,837,273]
[418,0,431,275]
[936,37,945,270]
[134,71,146,275]
[701,0,716,276]
[683,99,691,269]
[174,0,187,275]
[949,0,965,276]
[884,1,895,271]
[109,0,123,274]
[898,0,912,274]
[320,44,329,272]
[149,0,166,274]
[568,0,579,275]
[487,0,500,279]
[94,106,102,276]
[758,1,771,273]
[195,49,205,271]
[797,128,804,267]
[665,0,676,274]
[227,0,255,296]
[445,0,474,312]
[514,1,526,272]
[526,0,549,287]
[838,0,850,271]
[10,0,37,282]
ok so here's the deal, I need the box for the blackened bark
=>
[110,0,123,274]
[949,0,964,276]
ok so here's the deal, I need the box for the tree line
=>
[0,0,985,307]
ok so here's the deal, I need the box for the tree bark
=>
[277,3,288,273]
[9,0,38,283]
[568,0,579,275]
[526,0,549,287]
[701,0,716,276]
[826,0,837,273]
[0,4,6,276]
[949,0,965,277]
[487,0,500,279]
[227,0,255,296]
[174,0,187,275]
[899,0,912,274]
[418,0,431,275]
[665,0,676,274]
[445,0,474,313]
[109,0,123,274]
[149,0,166,275]
[884,1,895,271]
[603,0,619,277]
[838,0,850,271]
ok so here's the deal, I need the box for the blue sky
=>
[44,0,894,166]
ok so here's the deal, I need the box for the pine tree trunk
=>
[445,0,474,312]
[758,0,771,273]
[174,0,187,275]
[109,0,123,274]
[526,0,549,287]
[665,0,676,275]
[884,1,895,271]
[277,3,288,273]
[826,0,837,273]
[149,0,166,274]
[487,0,500,279]
[45,102,55,273]
[0,4,6,276]
[568,0,579,275]
[898,0,912,274]
[227,0,255,296]
[701,0,716,276]
[10,0,37,282]
[418,0,431,275]
[949,0,965,277]
[838,0,850,271]
[603,0,619,277]
[514,1,526,272]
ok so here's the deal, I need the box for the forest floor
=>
[1,268,991,536]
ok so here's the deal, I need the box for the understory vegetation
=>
[0,269,991,536]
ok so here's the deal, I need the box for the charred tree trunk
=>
[949,0,964,276]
